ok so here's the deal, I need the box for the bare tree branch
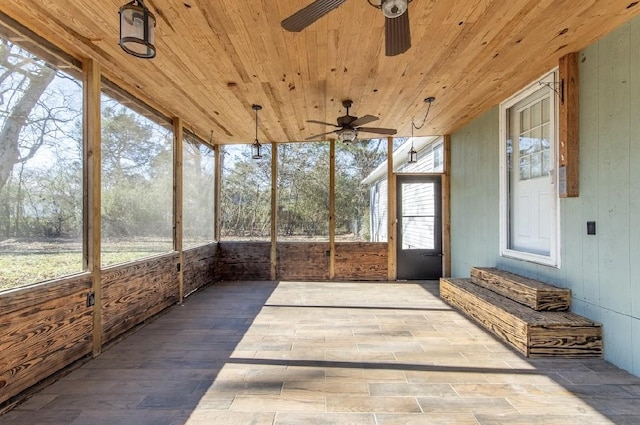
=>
[0,41,57,191]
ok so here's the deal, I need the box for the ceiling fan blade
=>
[350,114,379,127]
[385,9,411,57]
[281,0,347,32]
[305,130,338,140]
[357,127,398,135]
[307,119,340,127]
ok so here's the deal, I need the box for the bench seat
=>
[471,267,571,311]
[440,277,602,358]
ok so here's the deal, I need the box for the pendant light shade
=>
[119,0,156,59]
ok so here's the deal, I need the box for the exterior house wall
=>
[370,179,388,242]
[450,108,501,277]
[367,138,443,243]
[450,17,640,375]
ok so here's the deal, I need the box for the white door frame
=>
[499,69,561,267]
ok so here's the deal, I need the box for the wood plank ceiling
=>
[1,0,639,144]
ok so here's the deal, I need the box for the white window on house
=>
[432,142,444,172]
[499,70,559,267]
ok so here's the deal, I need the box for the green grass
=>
[0,238,173,291]
[0,252,84,290]
[101,249,168,267]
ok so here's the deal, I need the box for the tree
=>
[101,101,158,182]
[218,140,386,241]
[335,139,386,239]
[220,145,271,238]
[100,98,173,239]
[183,138,215,243]
[0,40,56,192]
[277,143,329,238]
[0,39,83,239]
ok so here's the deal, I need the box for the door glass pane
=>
[542,97,550,123]
[519,156,530,180]
[531,101,541,127]
[520,109,530,132]
[401,182,435,250]
[518,100,549,182]
[531,152,543,178]
[542,150,551,176]
[402,217,435,249]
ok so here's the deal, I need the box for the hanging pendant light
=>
[251,104,263,160]
[407,96,435,164]
[119,0,156,59]
[407,141,418,163]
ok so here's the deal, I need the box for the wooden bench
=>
[471,267,571,311]
[440,277,602,358]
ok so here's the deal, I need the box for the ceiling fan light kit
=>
[379,0,408,19]
[338,128,358,143]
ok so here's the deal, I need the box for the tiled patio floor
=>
[1,280,639,424]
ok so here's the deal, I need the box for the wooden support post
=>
[83,58,102,357]
[214,144,222,241]
[173,117,184,303]
[270,143,278,280]
[329,139,336,279]
[442,135,452,277]
[559,52,579,197]
[387,136,396,281]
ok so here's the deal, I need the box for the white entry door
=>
[501,72,558,265]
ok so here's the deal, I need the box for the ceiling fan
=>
[305,99,397,142]
[281,0,413,57]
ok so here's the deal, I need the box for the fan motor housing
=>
[337,115,357,127]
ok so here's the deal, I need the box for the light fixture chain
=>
[411,97,434,132]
